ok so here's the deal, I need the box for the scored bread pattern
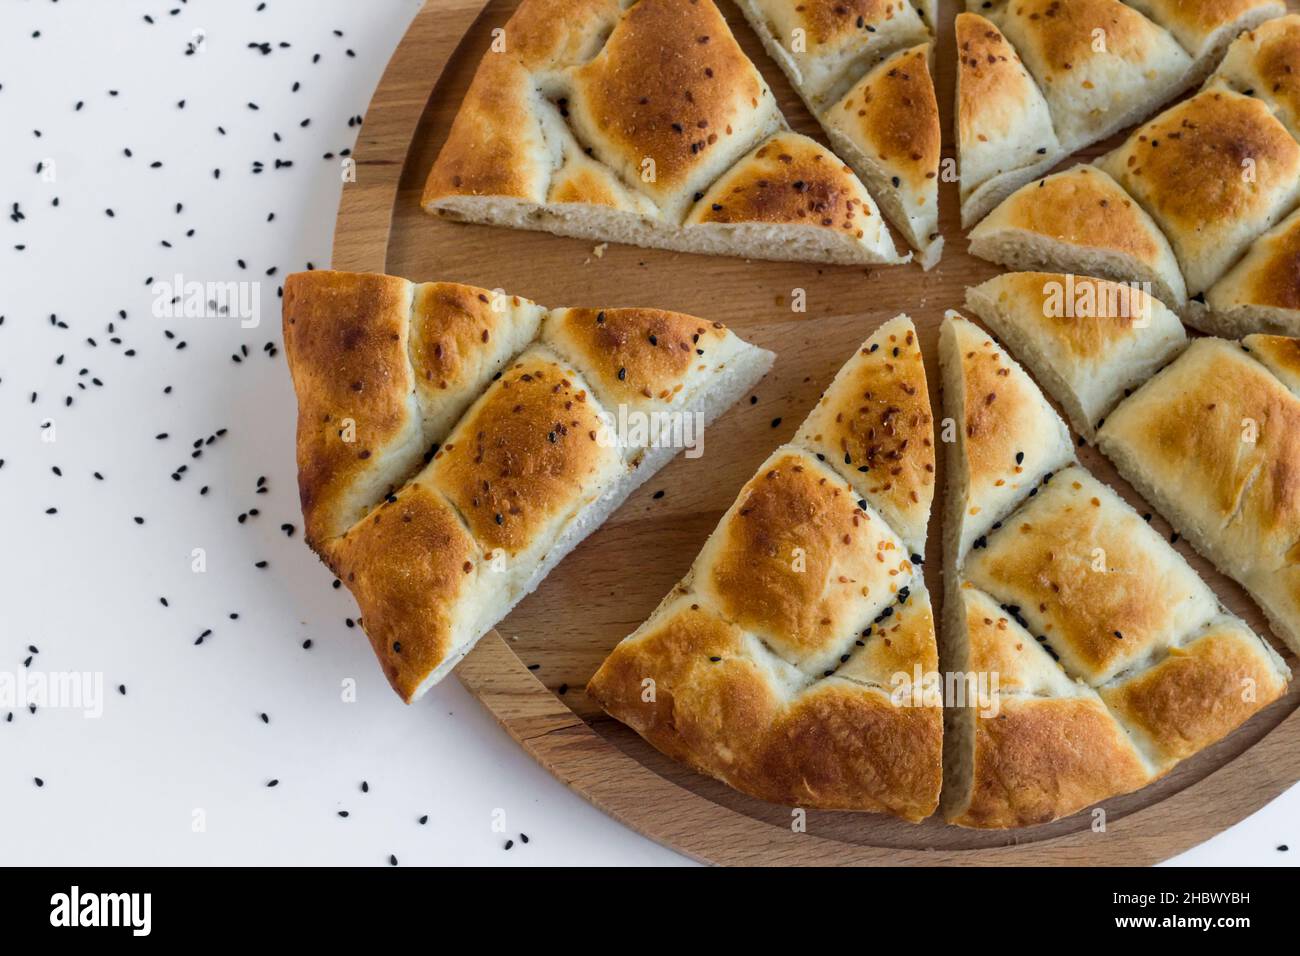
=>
[956,1,1288,228]
[422,0,914,266]
[966,13,1300,336]
[282,270,773,703]
[735,0,944,266]
[938,313,1290,828]
[962,271,1300,663]
[588,316,944,821]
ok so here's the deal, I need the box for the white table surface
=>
[1,0,1294,867]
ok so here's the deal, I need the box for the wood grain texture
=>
[333,0,1300,865]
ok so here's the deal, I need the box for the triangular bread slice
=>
[822,43,943,268]
[1097,86,1300,297]
[1098,335,1300,657]
[955,12,1063,228]
[734,3,943,265]
[283,270,774,702]
[964,272,1187,437]
[1126,0,1285,80]
[1197,205,1300,336]
[1212,13,1300,142]
[968,166,1188,309]
[984,0,1192,153]
[423,0,905,266]
[589,316,942,819]
[939,313,1289,827]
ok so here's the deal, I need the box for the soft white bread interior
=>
[964,272,1187,437]
[283,270,774,702]
[968,166,1188,309]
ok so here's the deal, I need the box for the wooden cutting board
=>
[332,0,1300,864]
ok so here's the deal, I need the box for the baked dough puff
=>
[1099,87,1300,297]
[795,313,934,557]
[988,0,1191,151]
[955,12,1060,224]
[423,348,625,593]
[1214,14,1300,142]
[565,0,784,221]
[690,447,910,677]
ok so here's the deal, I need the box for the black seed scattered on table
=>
[361,781,369,793]
[504,839,514,850]
[418,815,428,825]
[266,779,279,788]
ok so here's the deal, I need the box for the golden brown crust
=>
[1002,0,1170,75]
[955,694,1153,828]
[770,0,910,47]
[1216,14,1300,137]
[797,315,934,553]
[686,132,880,239]
[542,307,733,412]
[1211,212,1300,312]
[421,54,549,205]
[965,466,1218,685]
[694,449,910,674]
[1100,621,1289,770]
[759,679,941,817]
[957,12,1036,144]
[325,482,493,703]
[830,44,940,195]
[980,167,1165,263]
[282,271,418,547]
[1099,337,1300,569]
[949,316,1072,546]
[1128,0,1283,53]
[1100,88,1300,294]
[499,0,624,71]
[586,594,941,819]
[1244,333,1300,393]
[567,0,776,205]
[425,349,623,556]
[408,283,541,427]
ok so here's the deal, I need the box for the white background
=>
[0,0,1294,866]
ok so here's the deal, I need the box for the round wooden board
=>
[334,0,1300,864]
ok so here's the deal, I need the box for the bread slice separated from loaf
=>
[1196,205,1300,336]
[735,2,944,266]
[589,316,943,820]
[963,272,1187,437]
[955,11,1063,228]
[1125,0,1286,80]
[283,270,774,702]
[422,0,907,266]
[983,0,1192,153]
[1098,335,1300,658]
[968,166,1188,309]
[1098,86,1300,298]
[938,313,1289,828]
[1212,13,1300,141]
